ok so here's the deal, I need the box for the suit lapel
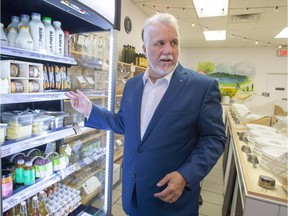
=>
[141,64,188,144]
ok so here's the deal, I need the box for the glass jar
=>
[23,161,35,185]
[2,170,13,198]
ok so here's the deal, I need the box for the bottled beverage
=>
[0,23,9,46]
[7,26,18,47]
[15,25,34,50]
[15,159,25,184]
[53,21,64,56]
[38,191,48,216]
[19,201,28,216]
[31,196,41,216]
[4,206,17,216]
[29,13,45,52]
[64,31,71,57]
[23,161,35,185]
[42,17,55,54]
[18,14,30,28]
[8,16,20,28]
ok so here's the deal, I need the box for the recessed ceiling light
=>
[193,0,229,17]
[275,27,288,38]
[203,30,226,41]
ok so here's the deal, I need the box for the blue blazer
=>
[85,63,227,216]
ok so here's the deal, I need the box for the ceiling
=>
[131,0,288,48]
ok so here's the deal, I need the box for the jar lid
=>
[2,170,11,178]
[17,159,25,164]
[25,161,33,167]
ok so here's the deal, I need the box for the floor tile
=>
[112,189,122,204]
[201,181,224,194]
[201,190,224,206]
[112,203,127,216]
[203,174,223,185]
[199,200,222,216]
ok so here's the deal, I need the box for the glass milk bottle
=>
[29,13,46,52]
[53,21,64,56]
[7,26,18,47]
[42,17,55,54]
[8,16,20,28]
[18,14,30,28]
[0,23,9,46]
[15,25,34,50]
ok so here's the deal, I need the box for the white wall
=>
[179,47,288,95]
[118,0,288,97]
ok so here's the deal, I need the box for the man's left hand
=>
[154,171,187,203]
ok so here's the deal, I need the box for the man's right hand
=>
[65,89,92,117]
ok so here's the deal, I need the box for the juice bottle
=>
[31,196,41,216]
[15,159,25,185]
[18,201,28,216]
[38,191,48,215]
[23,161,35,185]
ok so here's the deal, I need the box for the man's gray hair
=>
[142,13,180,45]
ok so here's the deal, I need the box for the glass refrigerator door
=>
[1,0,120,215]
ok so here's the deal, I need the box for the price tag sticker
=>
[83,156,92,165]
[116,140,123,145]
[65,144,72,156]
[130,65,136,72]
[73,162,81,171]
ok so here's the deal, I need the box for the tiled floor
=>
[111,156,224,216]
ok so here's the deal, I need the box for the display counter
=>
[223,107,287,216]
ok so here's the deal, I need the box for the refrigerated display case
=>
[1,0,121,215]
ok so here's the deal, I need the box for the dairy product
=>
[7,26,18,47]
[8,16,20,28]
[29,13,46,52]
[42,17,55,54]
[15,25,34,50]
[18,14,30,28]
[53,21,64,56]
[0,23,8,46]
[64,31,71,57]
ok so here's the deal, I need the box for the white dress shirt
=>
[140,69,174,139]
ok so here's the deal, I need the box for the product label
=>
[2,182,13,198]
[49,31,54,52]
[23,169,35,185]
[15,167,24,184]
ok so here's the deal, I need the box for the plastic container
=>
[0,23,8,46]
[42,17,55,54]
[18,14,30,28]
[15,25,34,50]
[53,21,64,56]
[0,123,8,144]
[44,111,69,129]
[2,170,13,198]
[2,112,33,140]
[32,115,54,134]
[29,13,46,52]
[7,26,18,47]
[7,16,20,28]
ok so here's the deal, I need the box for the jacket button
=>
[132,174,136,178]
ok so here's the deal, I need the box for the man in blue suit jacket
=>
[66,13,226,216]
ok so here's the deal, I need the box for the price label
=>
[83,156,92,165]
[73,162,81,171]
[116,140,123,145]
[130,65,136,72]
[92,152,100,161]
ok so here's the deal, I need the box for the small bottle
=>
[18,14,30,28]
[7,26,18,47]
[42,17,55,54]
[64,31,71,57]
[23,161,35,185]
[2,170,13,198]
[31,196,41,216]
[53,21,64,56]
[29,13,46,52]
[38,191,49,216]
[15,25,34,50]
[8,16,20,28]
[15,159,25,185]
[0,23,9,46]
[19,201,28,216]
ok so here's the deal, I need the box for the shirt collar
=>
[142,63,178,85]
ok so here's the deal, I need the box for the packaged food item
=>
[2,170,13,198]
[7,26,18,47]
[42,17,55,54]
[7,15,20,28]
[2,112,33,139]
[10,81,24,93]
[15,159,25,184]
[0,123,8,144]
[64,31,71,57]
[32,115,54,134]
[53,21,64,56]
[15,25,34,50]
[29,65,40,78]
[23,160,35,185]
[18,14,30,28]
[29,13,46,52]
[0,23,8,46]
[10,63,19,77]
[28,81,41,93]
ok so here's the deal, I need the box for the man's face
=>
[143,23,179,80]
